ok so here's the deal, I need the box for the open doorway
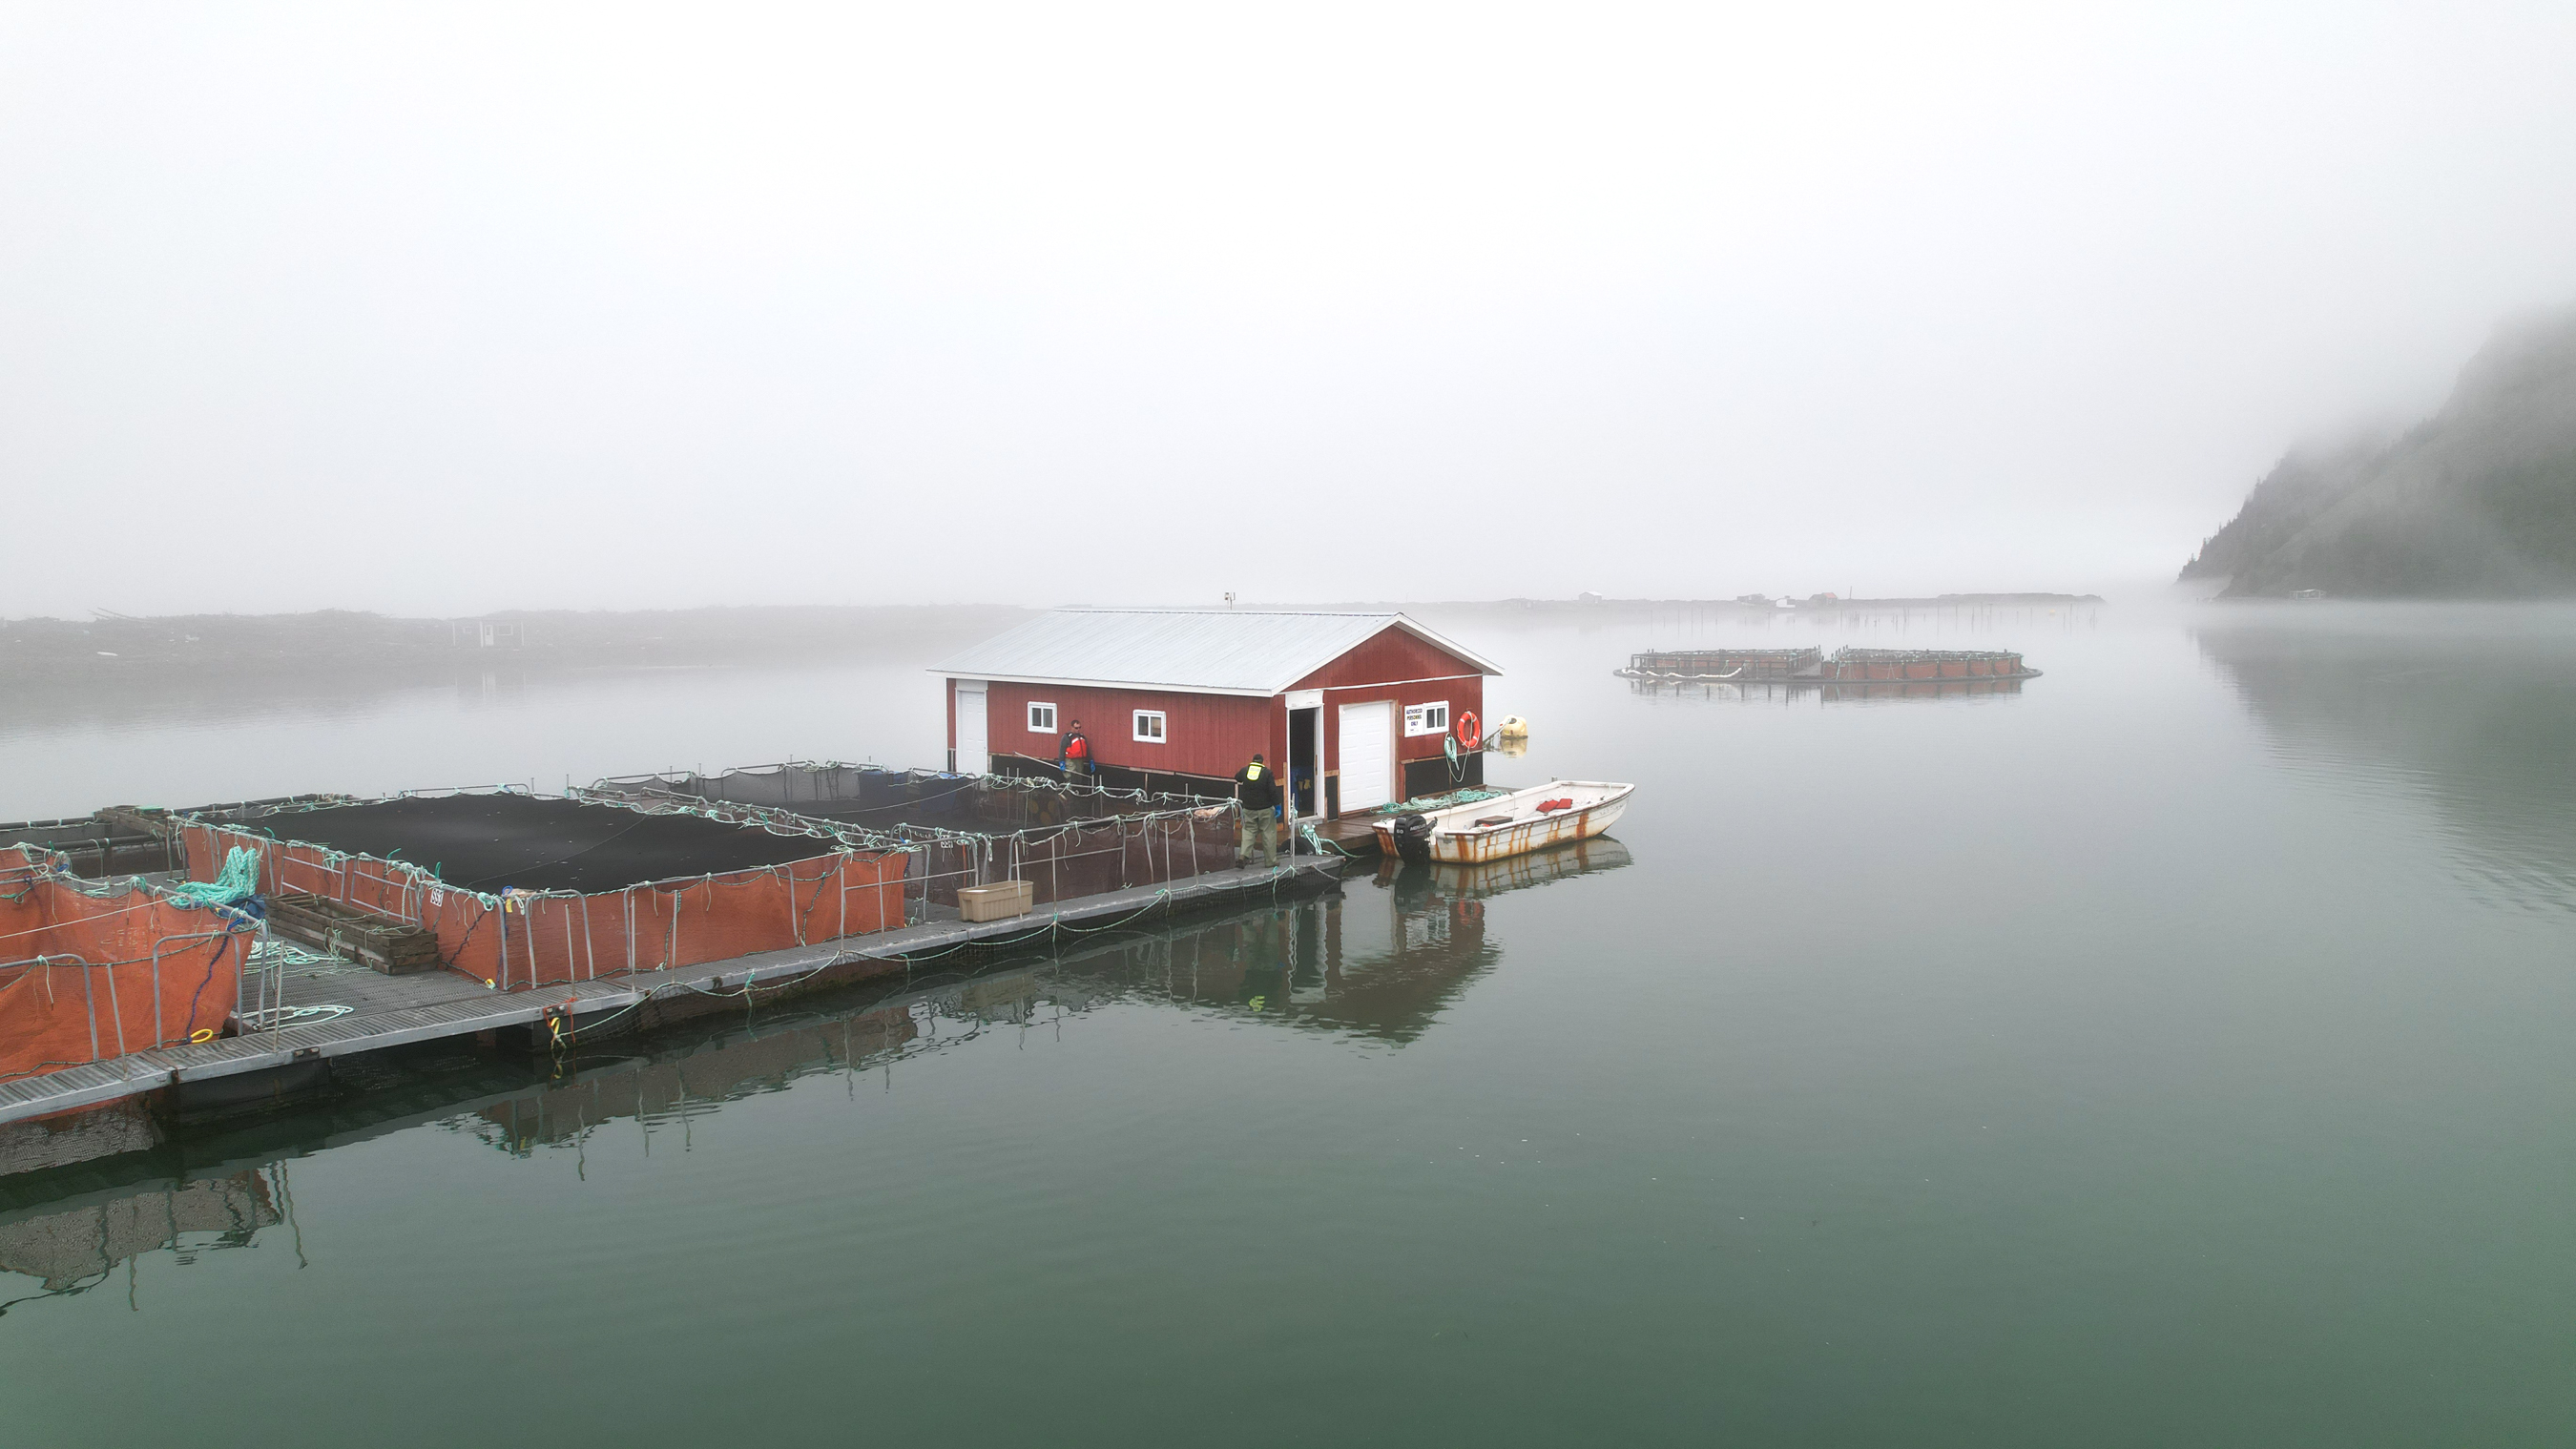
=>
[1288,705,1319,818]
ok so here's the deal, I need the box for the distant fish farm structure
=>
[1616,646,2040,700]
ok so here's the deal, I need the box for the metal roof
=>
[928,609,1503,696]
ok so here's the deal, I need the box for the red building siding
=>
[967,680,1270,780]
[1323,674,1485,768]
[1290,628,1481,693]
[1297,626,1487,793]
[947,623,1492,813]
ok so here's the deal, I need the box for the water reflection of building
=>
[1065,877,1470,1036]
[1068,839,1632,1041]
[0,1169,283,1302]
[468,840,1632,1148]
[0,840,1635,1250]
[2194,620,2576,909]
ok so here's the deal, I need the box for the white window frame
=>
[1403,700,1451,737]
[1132,709,1167,744]
[1028,701,1057,733]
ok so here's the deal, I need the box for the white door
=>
[1337,700,1394,812]
[955,683,988,774]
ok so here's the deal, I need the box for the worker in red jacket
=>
[1059,720,1094,789]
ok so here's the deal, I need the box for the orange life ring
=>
[1453,710,1480,749]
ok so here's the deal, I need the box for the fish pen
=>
[1616,646,2035,684]
[585,762,1243,912]
[590,761,1229,830]
[0,796,355,882]
[0,814,177,880]
[0,845,256,1085]
[0,774,1329,1149]
[1616,648,1827,682]
[173,790,909,992]
[1814,648,2033,681]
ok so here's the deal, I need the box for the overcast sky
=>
[5,2,2573,616]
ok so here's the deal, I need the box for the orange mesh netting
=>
[979,812,1238,906]
[178,823,907,991]
[172,778,1230,997]
[0,850,251,1083]
[588,766,1244,909]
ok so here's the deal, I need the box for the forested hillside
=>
[2182,310,2576,596]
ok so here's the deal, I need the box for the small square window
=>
[1028,702,1057,733]
[1132,710,1167,743]
[1404,701,1450,736]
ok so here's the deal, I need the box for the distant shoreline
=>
[1497,592,2105,610]
[1,593,2111,673]
[0,604,1035,681]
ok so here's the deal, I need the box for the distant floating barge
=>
[1615,646,2041,685]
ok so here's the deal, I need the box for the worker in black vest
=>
[1235,753,1281,867]
[1059,719,1094,790]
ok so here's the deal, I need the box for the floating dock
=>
[1,764,1341,1167]
[0,857,1339,1146]
[1300,782,1538,858]
[0,837,1633,1251]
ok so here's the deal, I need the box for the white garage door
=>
[955,683,988,774]
[1338,700,1393,812]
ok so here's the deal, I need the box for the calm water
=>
[3,601,2572,1446]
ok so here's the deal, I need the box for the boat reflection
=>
[470,837,1634,1151]
[1407,836,1631,900]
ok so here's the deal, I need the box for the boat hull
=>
[1369,781,1634,864]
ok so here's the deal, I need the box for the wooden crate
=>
[267,891,444,974]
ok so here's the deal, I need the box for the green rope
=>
[1364,786,1507,817]
[164,846,261,908]
[1299,824,1368,858]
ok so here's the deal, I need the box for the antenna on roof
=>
[1224,591,1236,609]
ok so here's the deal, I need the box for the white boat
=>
[1371,779,1635,865]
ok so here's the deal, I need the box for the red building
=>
[931,609,1504,818]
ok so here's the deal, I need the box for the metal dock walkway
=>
[0,858,1340,1129]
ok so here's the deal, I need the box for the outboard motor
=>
[1388,813,1435,864]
